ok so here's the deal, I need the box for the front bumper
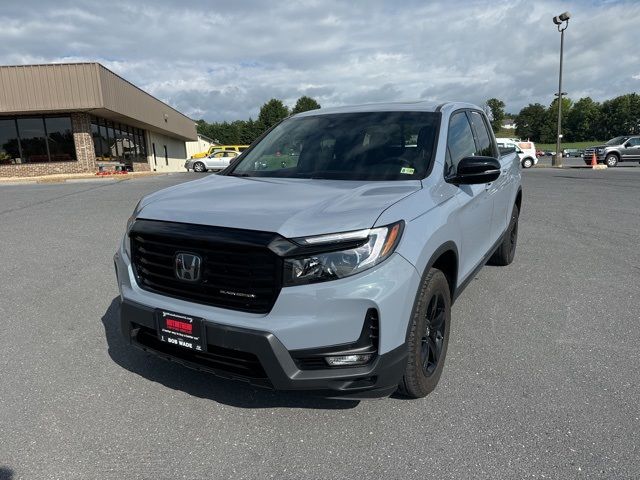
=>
[114,243,420,397]
[120,298,407,398]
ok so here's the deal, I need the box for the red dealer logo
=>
[166,318,193,335]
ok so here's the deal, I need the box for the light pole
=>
[552,11,571,168]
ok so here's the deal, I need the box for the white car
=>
[496,138,538,169]
[185,150,240,172]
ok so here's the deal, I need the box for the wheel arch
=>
[423,241,459,303]
[403,241,458,345]
[515,187,523,214]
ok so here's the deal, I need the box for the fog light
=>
[325,354,372,366]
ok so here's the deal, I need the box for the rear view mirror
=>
[447,156,500,185]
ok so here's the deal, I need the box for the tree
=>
[257,99,289,131]
[565,97,601,141]
[515,103,547,141]
[291,96,321,115]
[540,97,572,144]
[486,98,506,133]
[599,93,640,137]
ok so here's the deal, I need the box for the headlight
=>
[284,221,404,286]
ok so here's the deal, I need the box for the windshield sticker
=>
[400,167,415,175]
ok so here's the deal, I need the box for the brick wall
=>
[133,161,151,172]
[71,112,96,172]
[0,112,96,178]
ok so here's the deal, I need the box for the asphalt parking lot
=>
[1,167,639,479]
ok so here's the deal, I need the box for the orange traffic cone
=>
[592,152,607,170]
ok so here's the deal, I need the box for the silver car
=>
[116,101,522,399]
[185,150,239,172]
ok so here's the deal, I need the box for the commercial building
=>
[186,133,218,159]
[0,63,197,177]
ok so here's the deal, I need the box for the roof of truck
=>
[292,100,481,117]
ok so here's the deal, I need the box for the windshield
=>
[606,136,628,145]
[227,112,440,180]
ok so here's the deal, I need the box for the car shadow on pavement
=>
[101,297,359,410]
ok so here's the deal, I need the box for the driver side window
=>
[445,112,476,176]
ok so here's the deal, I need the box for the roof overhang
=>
[0,63,197,141]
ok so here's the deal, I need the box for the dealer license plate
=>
[156,310,206,352]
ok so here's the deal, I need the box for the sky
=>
[1,0,639,122]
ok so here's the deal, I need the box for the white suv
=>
[496,138,538,168]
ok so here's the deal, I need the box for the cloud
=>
[0,0,638,120]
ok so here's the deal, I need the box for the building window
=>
[45,117,76,162]
[92,118,111,161]
[17,118,49,163]
[0,115,76,165]
[0,119,20,165]
[90,116,148,166]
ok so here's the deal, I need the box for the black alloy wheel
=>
[488,204,519,266]
[398,268,451,398]
[421,292,446,376]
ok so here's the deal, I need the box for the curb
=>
[0,172,173,185]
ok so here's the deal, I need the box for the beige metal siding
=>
[98,65,195,141]
[186,135,217,158]
[0,62,196,142]
[147,130,189,172]
[0,63,101,112]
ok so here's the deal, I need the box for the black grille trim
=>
[130,219,284,314]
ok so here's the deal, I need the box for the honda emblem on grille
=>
[174,252,202,282]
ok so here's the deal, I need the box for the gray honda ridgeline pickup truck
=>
[114,101,522,399]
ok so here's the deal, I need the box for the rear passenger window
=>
[469,111,494,157]
[446,112,476,176]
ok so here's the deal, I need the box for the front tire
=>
[605,154,618,167]
[489,204,519,266]
[193,162,207,173]
[398,268,451,399]
[522,157,534,169]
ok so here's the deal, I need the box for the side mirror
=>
[447,156,501,185]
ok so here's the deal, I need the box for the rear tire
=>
[522,158,534,169]
[489,204,519,266]
[193,162,207,173]
[605,154,618,167]
[398,268,451,399]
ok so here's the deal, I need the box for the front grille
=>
[130,220,282,314]
[133,324,268,379]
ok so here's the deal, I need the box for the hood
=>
[137,175,421,238]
